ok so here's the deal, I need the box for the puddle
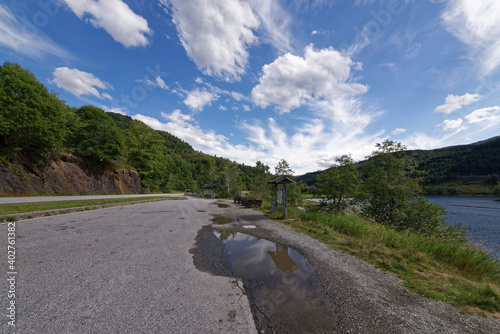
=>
[212,217,233,224]
[217,203,230,208]
[214,232,335,333]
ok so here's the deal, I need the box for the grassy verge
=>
[424,179,500,196]
[0,196,186,216]
[258,203,500,317]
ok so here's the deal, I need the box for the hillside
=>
[297,137,500,195]
[0,61,267,196]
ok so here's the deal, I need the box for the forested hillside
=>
[297,137,500,195]
[0,61,270,196]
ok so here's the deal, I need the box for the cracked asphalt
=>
[0,197,256,333]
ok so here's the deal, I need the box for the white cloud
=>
[61,0,151,48]
[137,76,169,90]
[0,4,69,59]
[133,110,228,150]
[439,118,466,131]
[252,44,368,113]
[51,67,112,100]
[442,0,500,75]
[434,93,482,114]
[465,106,500,124]
[246,0,292,52]
[391,128,407,135]
[183,88,219,111]
[163,0,259,81]
[102,106,127,115]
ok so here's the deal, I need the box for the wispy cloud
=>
[442,0,500,75]
[0,4,69,59]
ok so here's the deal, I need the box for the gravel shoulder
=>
[205,200,500,334]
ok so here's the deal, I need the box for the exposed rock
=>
[0,153,141,195]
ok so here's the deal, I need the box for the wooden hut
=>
[202,184,216,198]
[268,176,296,219]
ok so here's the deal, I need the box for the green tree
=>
[362,140,448,233]
[0,61,67,161]
[251,160,271,200]
[274,159,293,176]
[216,160,242,197]
[123,121,166,192]
[317,154,361,214]
[71,106,124,163]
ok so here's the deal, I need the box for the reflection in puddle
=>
[214,232,335,333]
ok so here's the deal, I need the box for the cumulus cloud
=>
[61,0,151,48]
[439,118,466,131]
[465,106,500,124]
[434,93,482,114]
[442,0,500,75]
[183,88,219,111]
[251,44,368,113]
[0,4,69,59]
[391,128,407,135]
[163,0,259,81]
[51,67,112,100]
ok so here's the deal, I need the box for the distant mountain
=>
[296,136,500,187]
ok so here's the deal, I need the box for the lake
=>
[426,196,500,259]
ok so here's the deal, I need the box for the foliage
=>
[122,120,166,192]
[0,61,67,162]
[251,160,272,200]
[274,159,294,176]
[262,205,500,316]
[70,106,124,163]
[361,141,425,226]
[316,154,361,214]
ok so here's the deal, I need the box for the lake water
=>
[426,196,500,259]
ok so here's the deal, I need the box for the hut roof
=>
[268,176,296,185]
[202,184,216,188]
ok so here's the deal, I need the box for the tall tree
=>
[71,106,124,163]
[317,154,361,214]
[362,140,447,233]
[251,160,271,200]
[0,61,66,161]
[274,159,294,176]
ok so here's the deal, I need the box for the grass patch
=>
[258,202,500,317]
[0,196,186,215]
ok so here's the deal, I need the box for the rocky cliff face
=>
[0,153,142,195]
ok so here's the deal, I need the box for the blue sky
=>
[1,0,500,174]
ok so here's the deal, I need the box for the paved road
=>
[0,197,256,333]
[0,194,181,205]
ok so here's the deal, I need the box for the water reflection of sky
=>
[214,232,335,333]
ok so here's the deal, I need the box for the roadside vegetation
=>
[264,205,499,317]
[0,196,185,216]
[253,141,499,317]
